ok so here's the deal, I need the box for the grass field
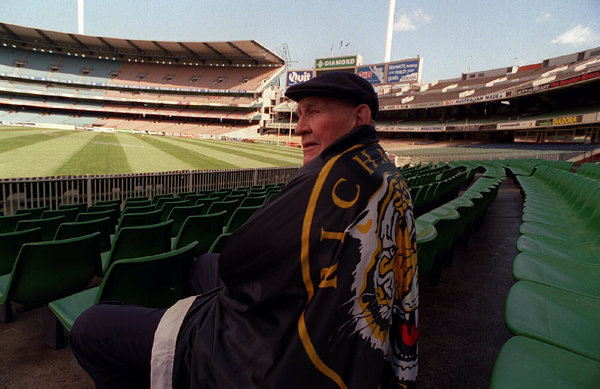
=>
[0,126,304,178]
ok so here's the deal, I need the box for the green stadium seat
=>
[415,219,437,277]
[505,281,600,362]
[115,209,162,232]
[94,199,120,208]
[59,202,88,213]
[121,204,155,215]
[159,199,190,222]
[54,217,112,252]
[153,194,175,207]
[185,193,210,204]
[122,197,149,208]
[207,199,241,226]
[166,204,205,237]
[209,232,231,254]
[490,336,600,389]
[0,233,100,328]
[0,228,42,275]
[416,207,460,282]
[0,213,32,233]
[171,211,227,257]
[48,242,198,336]
[41,208,79,223]
[240,196,265,207]
[512,251,600,298]
[576,162,600,180]
[77,208,119,234]
[88,202,120,214]
[177,191,195,199]
[100,221,172,275]
[224,205,261,233]
[16,206,49,219]
[15,215,66,241]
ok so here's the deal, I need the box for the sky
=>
[0,0,599,83]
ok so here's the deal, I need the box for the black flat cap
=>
[285,71,378,119]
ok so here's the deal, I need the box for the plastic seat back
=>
[207,200,240,225]
[59,203,88,213]
[121,204,155,215]
[0,233,100,305]
[42,208,79,223]
[105,220,173,273]
[77,208,119,233]
[0,213,32,233]
[153,194,176,208]
[16,206,49,219]
[209,232,232,254]
[54,217,112,252]
[173,211,226,256]
[88,203,120,214]
[0,227,42,275]
[240,196,265,207]
[116,209,162,231]
[15,216,66,241]
[122,197,150,208]
[166,204,205,237]
[98,242,198,308]
[160,200,190,222]
[225,205,261,233]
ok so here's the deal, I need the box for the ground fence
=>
[0,167,300,215]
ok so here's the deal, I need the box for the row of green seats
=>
[0,213,236,348]
[410,168,471,217]
[491,164,600,388]
[575,161,600,180]
[416,172,504,283]
[503,158,573,177]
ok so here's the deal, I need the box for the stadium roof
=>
[0,22,284,66]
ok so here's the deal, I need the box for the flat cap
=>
[285,71,378,119]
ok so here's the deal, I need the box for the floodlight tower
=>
[77,0,84,34]
[384,0,396,63]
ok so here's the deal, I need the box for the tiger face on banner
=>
[347,171,419,382]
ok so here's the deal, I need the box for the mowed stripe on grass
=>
[167,136,303,167]
[0,127,303,178]
[0,129,92,178]
[53,132,133,176]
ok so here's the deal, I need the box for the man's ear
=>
[354,104,372,126]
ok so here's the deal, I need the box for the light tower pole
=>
[384,0,396,63]
[77,0,84,34]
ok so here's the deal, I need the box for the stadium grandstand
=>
[0,22,285,139]
[269,46,600,149]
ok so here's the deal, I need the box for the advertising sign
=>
[535,115,582,127]
[315,56,358,70]
[386,59,421,83]
[357,65,385,85]
[286,70,314,87]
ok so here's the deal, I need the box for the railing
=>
[0,167,300,215]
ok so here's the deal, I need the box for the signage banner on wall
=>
[315,55,358,70]
[357,65,386,85]
[286,70,314,87]
[386,59,421,83]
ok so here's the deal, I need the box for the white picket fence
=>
[0,167,299,215]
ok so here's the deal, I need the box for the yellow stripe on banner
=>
[298,143,368,389]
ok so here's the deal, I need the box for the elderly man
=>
[71,71,418,388]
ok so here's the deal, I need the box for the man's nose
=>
[296,116,309,134]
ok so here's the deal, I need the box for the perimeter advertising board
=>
[357,64,386,85]
[286,70,314,87]
[386,58,421,84]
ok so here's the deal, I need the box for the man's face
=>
[295,96,358,165]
